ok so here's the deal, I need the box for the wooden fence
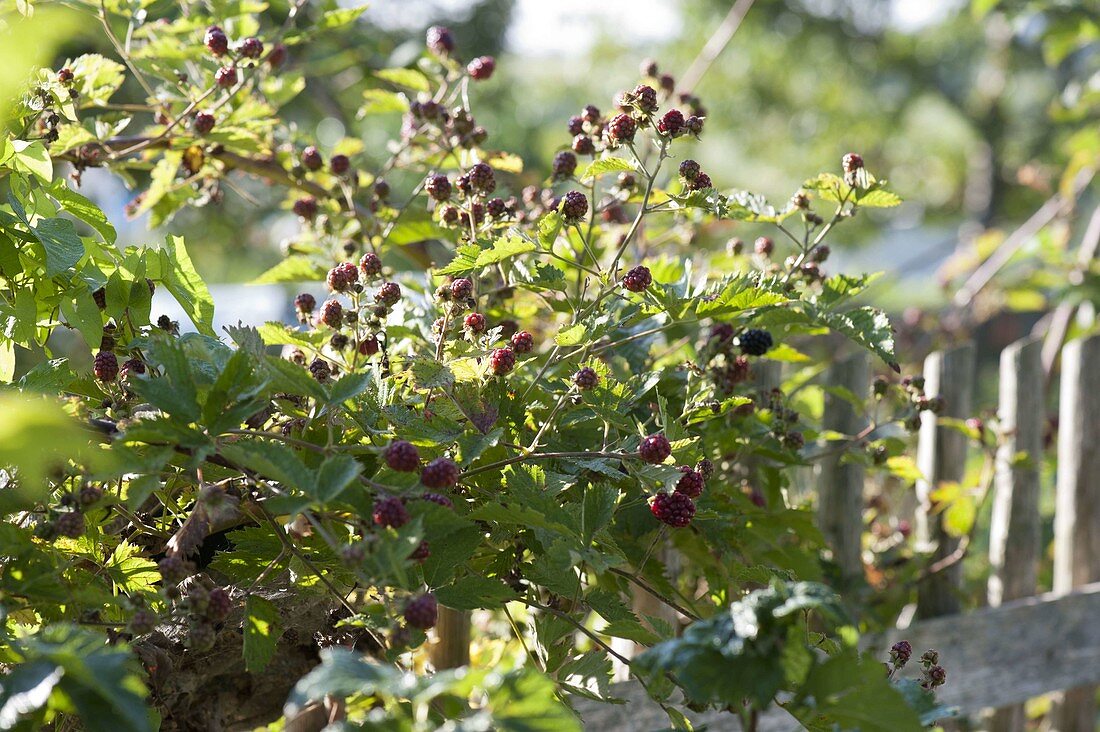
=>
[573,333,1100,730]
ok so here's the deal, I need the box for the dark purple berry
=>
[632,84,658,112]
[650,492,695,527]
[309,358,332,383]
[486,197,507,219]
[239,37,264,59]
[450,277,474,300]
[410,540,431,561]
[657,109,685,137]
[326,262,358,292]
[94,351,119,381]
[622,265,652,293]
[376,281,401,307]
[754,237,773,256]
[404,593,438,629]
[330,154,351,176]
[426,174,452,201]
[421,458,459,490]
[293,196,318,220]
[738,329,773,357]
[684,116,704,136]
[464,312,487,333]
[359,252,382,278]
[268,43,288,68]
[426,26,455,56]
[842,152,864,174]
[301,146,323,172]
[204,26,229,56]
[690,172,712,190]
[573,367,598,390]
[206,587,231,622]
[675,467,705,498]
[468,162,495,194]
[319,299,343,328]
[606,113,636,145]
[192,111,215,135]
[55,511,85,539]
[57,67,75,84]
[373,496,410,528]
[511,331,534,353]
[560,190,588,223]
[467,56,495,80]
[639,433,671,464]
[490,347,516,375]
[420,492,454,509]
[571,135,595,156]
[679,159,700,181]
[567,116,584,136]
[373,178,390,199]
[215,66,237,88]
[552,151,577,180]
[384,440,420,472]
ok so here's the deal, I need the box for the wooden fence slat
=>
[430,607,470,669]
[986,337,1044,732]
[818,352,869,584]
[915,343,975,619]
[1052,334,1100,731]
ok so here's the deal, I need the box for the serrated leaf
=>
[436,235,535,276]
[315,455,361,503]
[554,324,586,347]
[244,595,282,673]
[360,88,408,116]
[220,441,314,493]
[32,218,84,276]
[579,156,636,183]
[375,68,430,91]
[160,235,215,336]
[251,255,327,284]
[434,576,518,610]
[410,359,454,389]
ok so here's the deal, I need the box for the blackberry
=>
[215,66,238,88]
[129,609,156,636]
[91,287,106,309]
[359,252,383,279]
[373,179,390,199]
[186,621,216,652]
[319,299,342,328]
[192,111,215,135]
[649,492,695,528]
[567,116,585,136]
[57,67,75,84]
[301,146,323,172]
[675,466,705,498]
[890,640,913,667]
[420,492,454,509]
[622,265,652,293]
[94,351,119,381]
[842,152,864,174]
[684,116,704,136]
[55,511,85,539]
[293,196,318,219]
[450,277,474,300]
[373,496,410,528]
[375,281,402,307]
[573,367,599,390]
[632,84,659,113]
[309,358,332,383]
[810,244,830,263]
[552,151,577,180]
[640,58,659,77]
[657,109,685,137]
[690,172,712,191]
[426,173,452,201]
[486,197,507,219]
[559,190,588,223]
[737,329,773,357]
[330,154,351,176]
[204,26,229,56]
[467,56,496,80]
[606,113,636,145]
[330,333,350,350]
[120,358,146,380]
[426,26,455,56]
[421,457,459,489]
[239,37,264,60]
[581,104,601,123]
[659,74,676,93]
[206,587,231,622]
[511,331,534,353]
[571,135,595,156]
[617,172,637,190]
[754,237,773,256]
[639,433,671,464]
[696,458,714,479]
[679,159,700,181]
[359,336,379,356]
[466,161,497,192]
[384,440,420,472]
[409,540,431,561]
[158,555,193,583]
[464,312,487,333]
[268,43,288,68]
[326,262,359,292]
[404,593,438,630]
[490,347,516,375]
[78,484,103,507]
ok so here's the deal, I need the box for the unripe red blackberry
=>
[384,440,420,472]
[573,367,599,390]
[890,640,913,667]
[239,37,264,59]
[510,331,534,353]
[376,281,402,307]
[490,347,516,375]
[632,84,659,112]
[650,492,695,527]
[690,172,713,190]
[639,433,671,464]
[657,108,685,137]
[464,312,487,333]
[421,457,459,489]
[467,55,496,80]
[737,329,773,356]
[679,159,701,181]
[359,252,383,279]
[309,358,332,383]
[567,116,585,136]
[426,173,452,201]
[754,237,773,256]
[206,587,231,622]
[606,113,637,145]
[55,511,85,539]
[326,262,359,292]
[268,43,288,68]
[842,152,864,174]
[215,66,238,87]
[129,608,156,636]
[330,154,351,176]
[204,26,229,56]
[293,196,318,219]
[571,135,595,156]
[301,146,323,172]
[552,151,577,180]
[410,540,431,561]
[404,593,438,630]
[373,496,410,528]
[559,190,588,223]
[359,336,379,356]
[468,162,495,193]
[426,25,455,56]
[94,351,119,381]
[675,466,705,498]
[684,116,704,136]
[319,299,343,329]
[622,265,652,293]
[57,67,75,84]
[921,665,946,690]
[192,111,215,135]
[450,277,474,300]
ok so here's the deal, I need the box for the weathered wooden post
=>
[987,337,1043,732]
[915,343,975,618]
[430,608,470,669]
[818,352,870,584]
[1052,335,1100,731]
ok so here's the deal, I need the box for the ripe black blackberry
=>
[426,173,452,201]
[373,496,410,528]
[205,26,229,56]
[696,458,714,479]
[359,252,382,279]
[375,281,402,307]
[467,56,495,80]
[639,433,671,464]
[319,299,342,328]
[192,111,215,135]
[641,58,659,77]
[675,466,705,498]
[384,440,420,472]
[55,511,85,539]
[567,116,584,136]
[659,74,676,93]
[238,37,264,59]
[573,367,599,390]
[657,109,685,137]
[309,358,332,383]
[420,492,454,509]
[301,146,323,172]
[464,312,487,333]
[426,26,455,56]
[685,116,704,136]
[120,358,146,380]
[622,265,652,293]
[94,351,119,381]
[490,347,516,375]
[330,333,350,350]
[327,262,358,292]
[679,159,700,182]
[606,113,636,145]
[79,484,103,507]
[649,492,695,527]
[450,277,474,300]
[215,66,238,88]
[737,329,773,356]
[559,191,588,223]
[690,172,712,190]
[421,458,459,489]
[404,593,438,630]
[486,197,507,219]
[374,178,390,199]
[330,154,351,176]
[552,151,577,180]
[293,196,318,219]
[511,331,534,353]
[754,237,773,256]
[571,135,595,156]
[206,587,231,622]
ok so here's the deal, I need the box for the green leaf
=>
[315,455,361,503]
[250,255,327,285]
[436,235,536,276]
[817,306,898,371]
[244,595,282,673]
[0,340,14,382]
[434,576,518,610]
[536,212,563,247]
[33,218,84,276]
[360,88,408,116]
[220,441,313,493]
[50,182,115,243]
[9,139,52,183]
[159,235,215,336]
[410,358,455,390]
[375,68,430,92]
[317,4,369,29]
[554,324,586,347]
[58,285,102,351]
[578,156,636,183]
